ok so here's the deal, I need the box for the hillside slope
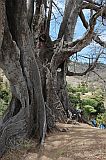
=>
[67,62,106,91]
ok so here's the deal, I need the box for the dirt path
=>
[2,123,106,160]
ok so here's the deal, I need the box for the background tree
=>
[0,0,106,156]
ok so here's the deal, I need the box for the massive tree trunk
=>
[0,0,105,157]
[0,0,83,155]
[0,0,47,156]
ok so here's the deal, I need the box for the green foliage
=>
[81,98,105,116]
[68,93,81,107]
[83,105,96,120]
[67,84,77,93]
[67,82,106,121]
[77,82,88,94]
[0,99,8,116]
[0,82,11,116]
[103,113,106,124]
[95,102,105,114]
[82,98,98,108]
[96,113,106,126]
[67,84,81,108]
[67,82,88,94]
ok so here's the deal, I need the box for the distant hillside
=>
[67,62,106,92]
[0,62,106,92]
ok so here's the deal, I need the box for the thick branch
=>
[51,8,104,70]
[34,0,42,19]
[79,10,88,28]
[63,8,105,53]
[79,10,106,47]
[33,0,43,34]
[46,0,53,34]
[58,0,83,41]
[82,2,100,12]
[27,0,34,28]
[33,0,47,41]
[0,0,5,49]
[82,1,106,19]
[84,0,102,6]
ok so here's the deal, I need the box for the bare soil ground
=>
[1,123,106,160]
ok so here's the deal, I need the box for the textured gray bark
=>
[57,62,69,113]
[27,0,34,28]
[0,0,46,156]
[58,0,83,41]
[0,0,5,49]
[0,0,104,157]
[56,0,83,115]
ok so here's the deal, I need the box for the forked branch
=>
[79,10,106,47]
[51,7,105,70]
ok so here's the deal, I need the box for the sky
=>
[50,0,65,39]
[50,0,106,64]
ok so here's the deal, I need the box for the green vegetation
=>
[0,81,11,116]
[96,113,106,126]
[0,77,106,127]
[67,82,106,125]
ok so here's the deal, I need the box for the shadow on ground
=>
[1,123,106,160]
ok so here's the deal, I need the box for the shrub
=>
[82,105,96,120]
[67,83,105,121]
[0,82,11,116]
